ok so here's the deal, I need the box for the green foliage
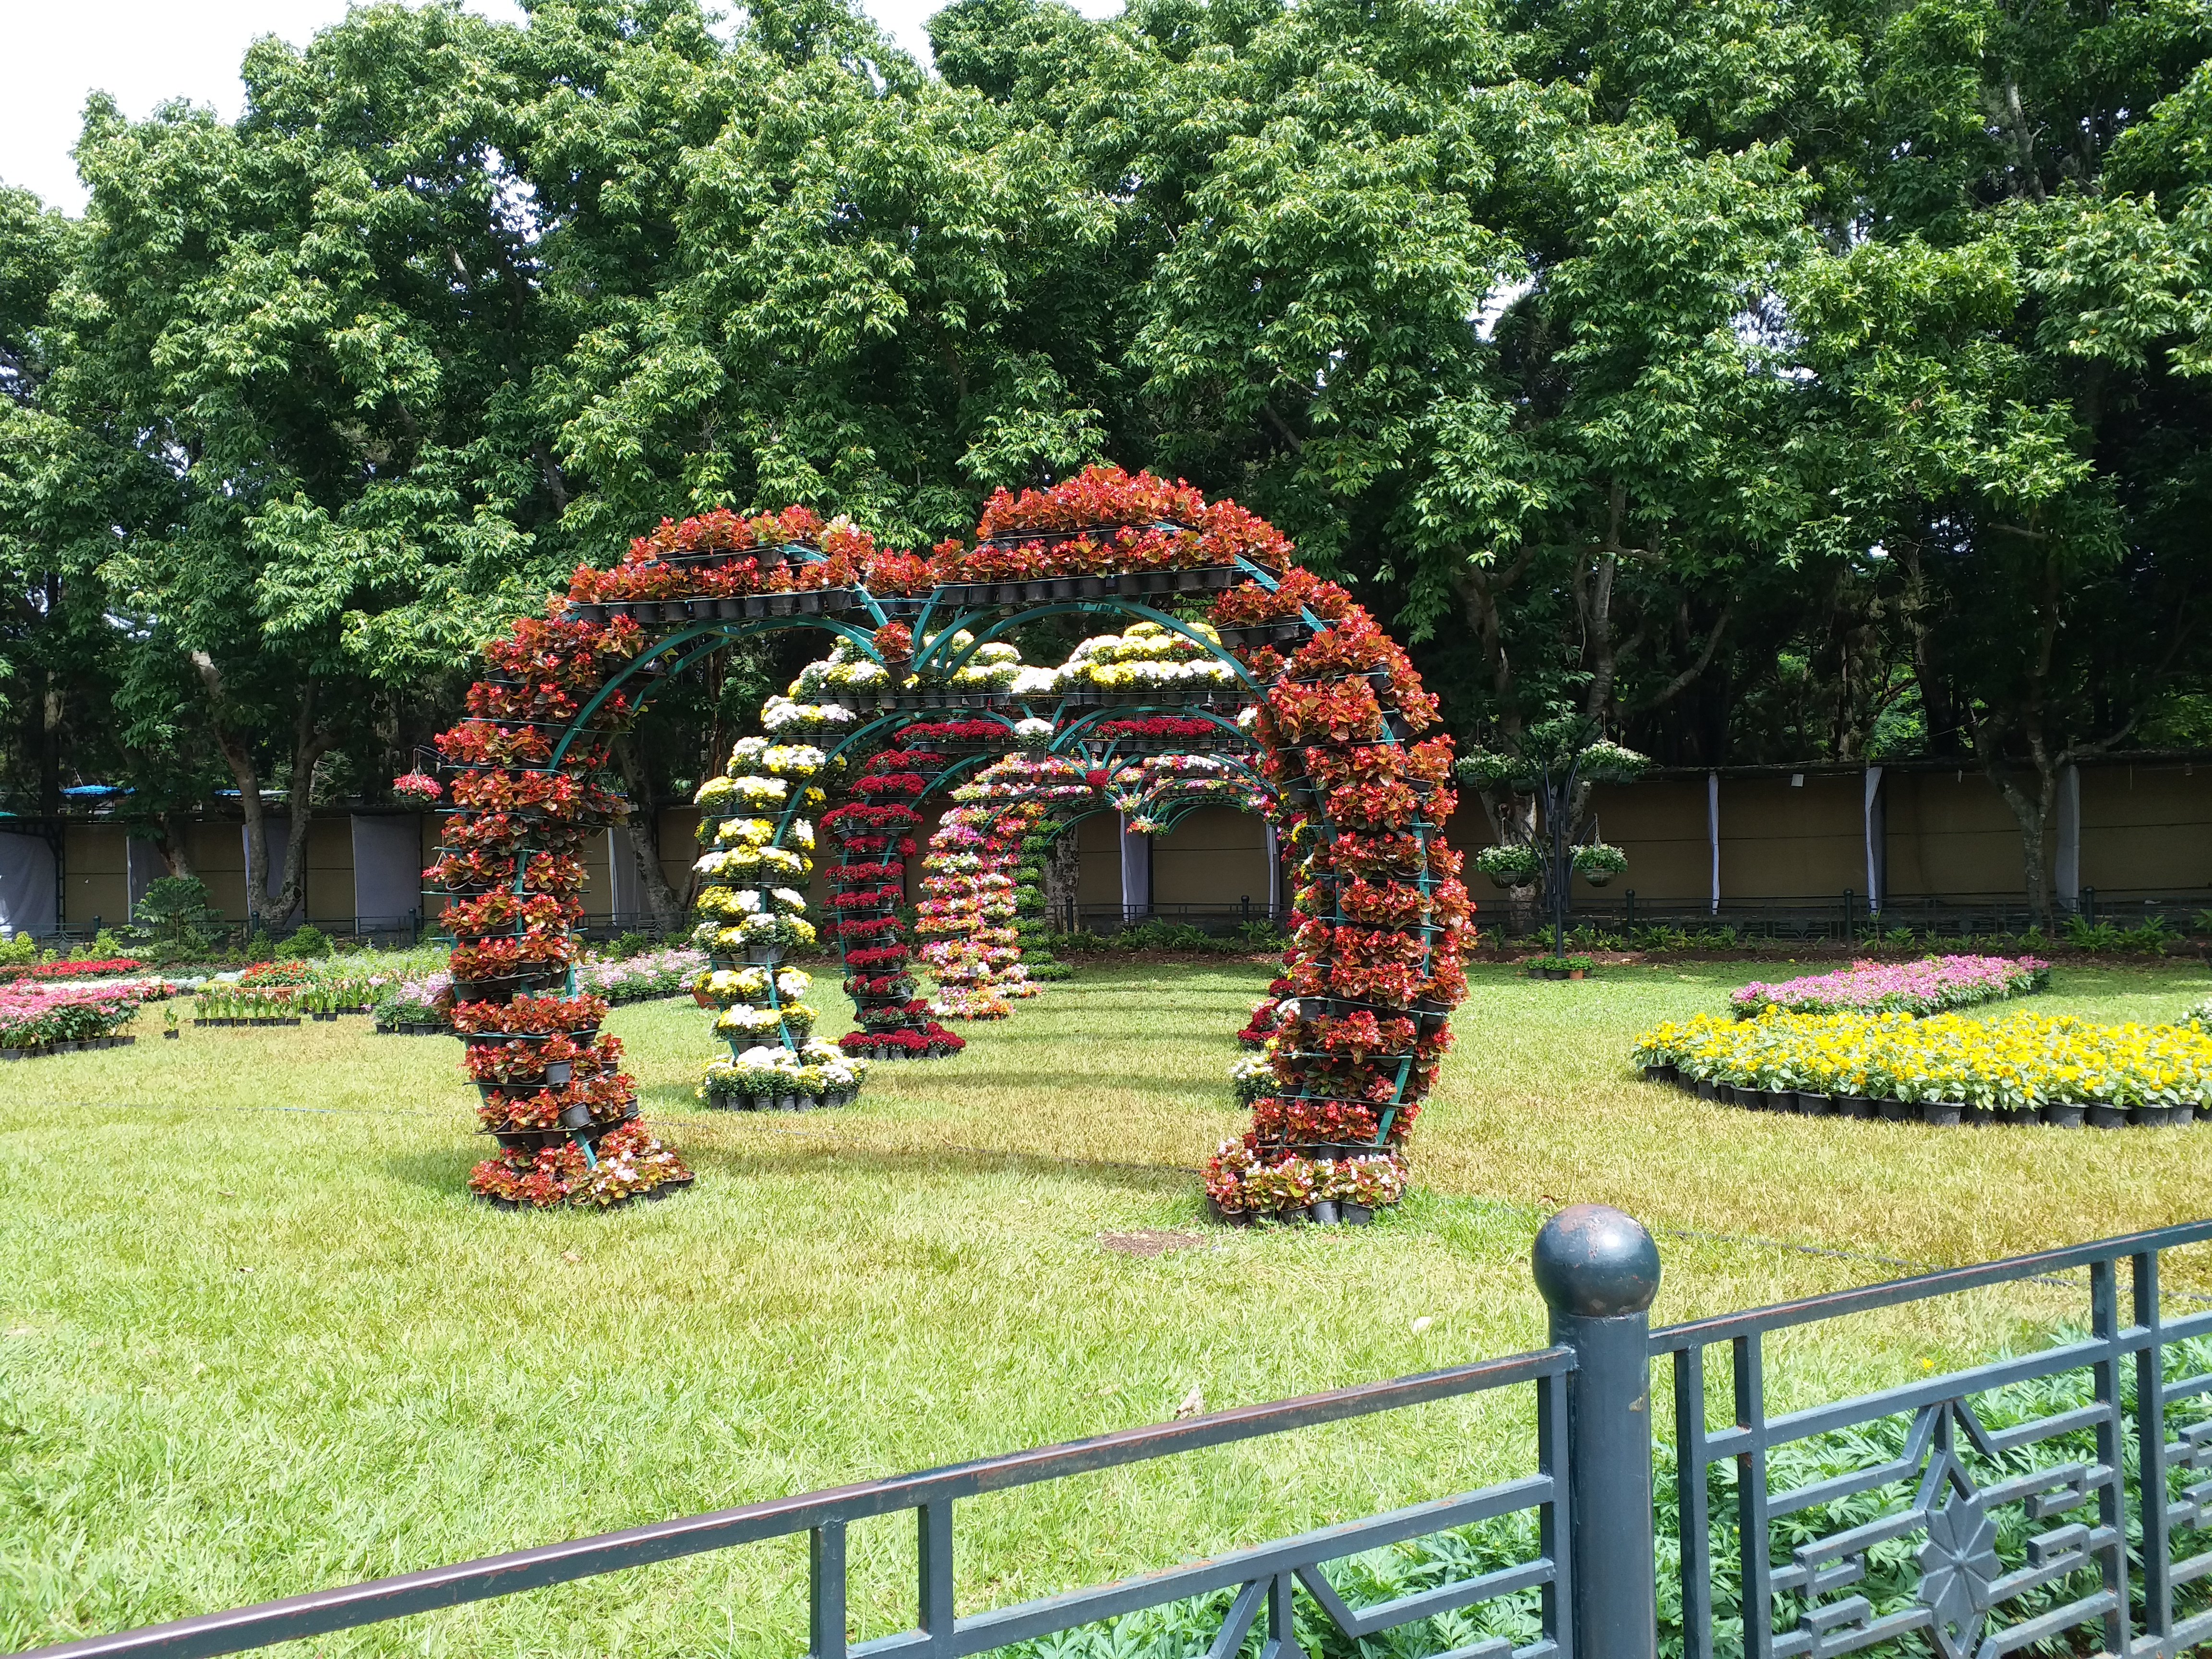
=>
[283,925,331,960]
[0,931,46,967]
[129,876,221,964]
[2063,914,2178,955]
[0,0,2210,944]
[79,928,129,961]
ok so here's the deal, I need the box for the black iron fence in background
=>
[1482,887,2212,945]
[23,1209,2212,1659]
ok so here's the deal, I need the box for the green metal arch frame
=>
[517,566,1440,1126]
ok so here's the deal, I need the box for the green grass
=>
[0,959,2207,1654]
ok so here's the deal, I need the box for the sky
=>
[1,0,1092,215]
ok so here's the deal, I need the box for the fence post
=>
[1533,1203,1661,1659]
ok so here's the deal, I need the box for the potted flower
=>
[1573,843,1628,887]
[1474,842,1541,891]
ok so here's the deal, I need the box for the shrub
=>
[131,876,221,963]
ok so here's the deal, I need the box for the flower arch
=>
[434,468,1469,1218]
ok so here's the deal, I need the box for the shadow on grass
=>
[670,1130,1200,1193]
[381,1142,486,1197]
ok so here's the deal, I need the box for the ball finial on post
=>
[1531,1204,1661,1659]
[1533,1202,1662,1320]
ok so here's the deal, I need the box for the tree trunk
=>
[266,693,334,933]
[612,733,687,933]
[1970,717,2059,930]
[152,812,198,879]
[1043,818,1080,931]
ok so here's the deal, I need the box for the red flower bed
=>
[1096,716,1223,740]
[10,957,144,982]
[896,721,1005,744]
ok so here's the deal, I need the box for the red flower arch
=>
[433,469,1468,1216]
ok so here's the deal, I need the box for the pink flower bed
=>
[0,980,153,1049]
[1731,955,2050,1019]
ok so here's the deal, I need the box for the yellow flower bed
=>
[1633,1009,2212,1110]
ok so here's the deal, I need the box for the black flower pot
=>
[1310,1199,1342,1225]
[2088,1104,2128,1129]
[1340,1202,1373,1226]
[1921,1102,1963,1127]
[560,1101,593,1129]
[2043,1103,2086,1128]
[543,1061,574,1087]
[1840,1096,1875,1119]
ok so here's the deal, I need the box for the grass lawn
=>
[0,957,2207,1654]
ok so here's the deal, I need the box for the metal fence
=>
[1059,900,1286,935]
[1490,888,2212,943]
[20,1210,2212,1659]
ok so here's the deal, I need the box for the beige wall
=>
[1884,769,2027,899]
[1150,805,1271,912]
[61,823,128,931]
[41,759,2212,934]
[1719,774,1864,901]
[1076,809,1121,912]
[1587,777,1714,903]
[2080,762,2212,894]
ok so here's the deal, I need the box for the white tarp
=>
[0,831,59,938]
[607,827,645,922]
[127,838,162,916]
[351,814,424,929]
[1119,812,1152,922]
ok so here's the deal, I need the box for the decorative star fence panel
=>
[1653,1220,2212,1659]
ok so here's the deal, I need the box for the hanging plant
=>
[1574,843,1629,886]
[1474,842,1542,890]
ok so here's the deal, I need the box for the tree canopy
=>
[3,0,2210,920]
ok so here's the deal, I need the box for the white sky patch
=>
[2,0,1125,215]
[1473,275,1535,342]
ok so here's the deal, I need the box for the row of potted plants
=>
[1202,1142,1407,1224]
[698,1040,870,1110]
[1201,570,1468,1213]
[446,599,689,1207]
[468,1122,693,1209]
[0,979,153,1055]
[1633,1008,2212,1122]
[917,787,1046,1020]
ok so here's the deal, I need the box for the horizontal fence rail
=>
[20,1349,1573,1659]
[1654,1219,2212,1659]
[1492,889,2212,942]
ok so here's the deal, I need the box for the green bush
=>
[0,931,45,968]
[131,876,222,964]
[285,923,331,958]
